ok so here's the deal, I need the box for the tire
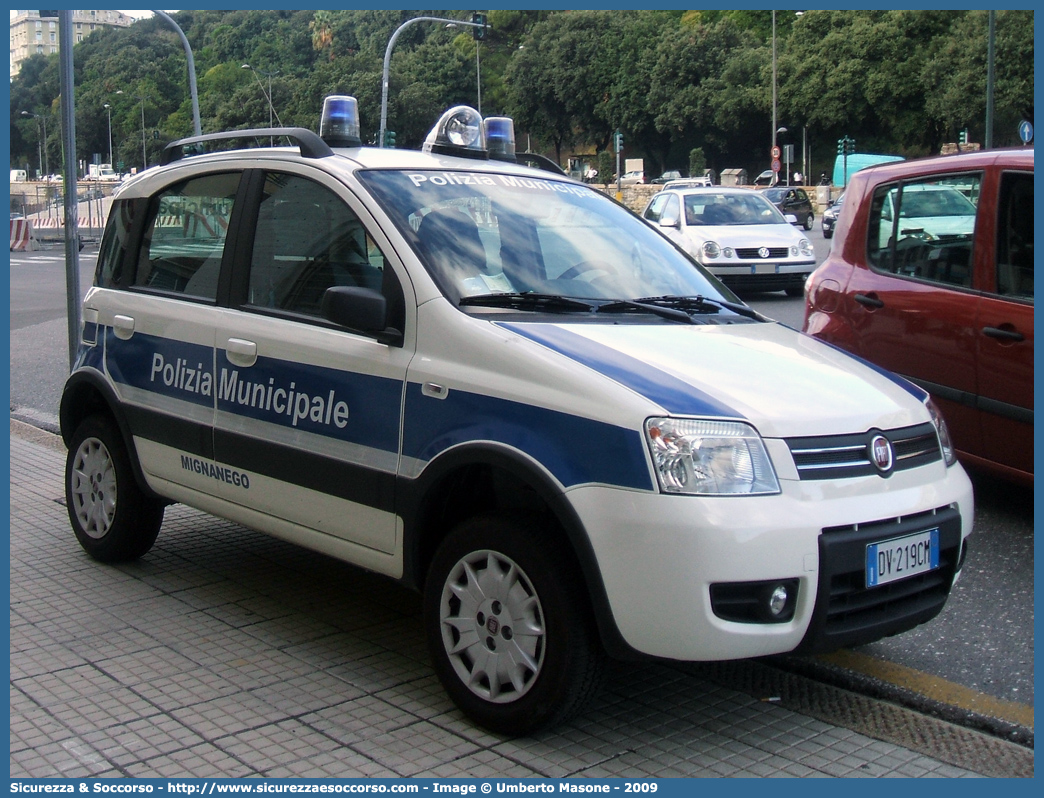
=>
[785,285,806,297]
[65,414,164,562]
[424,514,606,736]
[804,213,815,231]
[823,229,833,239]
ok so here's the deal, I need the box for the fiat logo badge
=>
[869,434,894,473]
[758,247,771,259]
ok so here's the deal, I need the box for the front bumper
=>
[707,259,815,291]
[566,461,974,662]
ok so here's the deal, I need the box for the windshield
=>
[683,192,787,227]
[901,188,976,218]
[358,169,736,306]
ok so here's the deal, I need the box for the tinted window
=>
[995,171,1033,301]
[867,174,980,288]
[135,172,240,300]
[96,197,144,288]
[247,173,392,319]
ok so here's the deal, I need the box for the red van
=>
[804,148,1033,484]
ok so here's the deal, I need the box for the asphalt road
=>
[9,236,1034,728]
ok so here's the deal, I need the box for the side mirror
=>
[659,215,681,229]
[784,214,799,225]
[321,285,387,332]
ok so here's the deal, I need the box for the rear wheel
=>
[804,213,815,231]
[424,514,606,736]
[66,414,164,562]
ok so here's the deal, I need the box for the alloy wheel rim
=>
[70,437,117,539]
[439,549,545,703]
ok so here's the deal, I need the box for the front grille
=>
[786,422,941,480]
[735,247,790,260]
[794,505,963,654]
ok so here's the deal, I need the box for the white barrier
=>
[10,218,33,251]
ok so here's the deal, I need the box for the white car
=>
[60,99,972,737]
[643,187,816,296]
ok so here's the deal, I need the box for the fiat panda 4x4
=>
[61,98,974,736]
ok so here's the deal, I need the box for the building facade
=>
[10,10,133,79]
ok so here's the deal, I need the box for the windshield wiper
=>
[632,295,769,322]
[459,292,596,313]
[595,299,698,324]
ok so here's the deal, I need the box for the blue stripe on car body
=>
[402,382,654,491]
[496,322,740,418]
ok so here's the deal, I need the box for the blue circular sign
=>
[1018,120,1033,143]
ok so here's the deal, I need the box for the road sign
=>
[1019,120,1033,143]
[771,145,781,159]
[771,158,781,173]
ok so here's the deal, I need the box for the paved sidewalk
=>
[9,421,1029,778]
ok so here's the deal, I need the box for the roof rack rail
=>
[160,127,335,166]
[515,151,567,176]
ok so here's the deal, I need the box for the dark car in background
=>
[821,192,845,238]
[803,148,1033,484]
[762,186,815,230]
[651,170,683,184]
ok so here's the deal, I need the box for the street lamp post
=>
[241,64,281,129]
[104,103,113,165]
[380,15,486,148]
[771,10,777,177]
[20,111,48,177]
[117,90,148,171]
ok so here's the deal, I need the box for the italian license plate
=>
[865,528,939,588]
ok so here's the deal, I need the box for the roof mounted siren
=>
[422,106,487,159]
[483,117,516,162]
[320,95,362,148]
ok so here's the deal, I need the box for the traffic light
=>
[384,130,396,148]
[837,139,844,155]
[614,131,623,153]
[472,13,486,40]
[959,128,968,145]
[838,136,855,155]
[847,137,856,155]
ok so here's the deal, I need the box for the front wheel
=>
[424,515,606,736]
[66,414,164,562]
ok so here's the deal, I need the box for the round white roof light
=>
[423,106,487,159]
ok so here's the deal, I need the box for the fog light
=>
[768,584,789,616]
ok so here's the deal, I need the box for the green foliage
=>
[8,9,1034,178]
[689,148,706,178]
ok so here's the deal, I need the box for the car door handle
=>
[854,293,884,309]
[226,338,257,367]
[113,314,135,340]
[982,326,1025,343]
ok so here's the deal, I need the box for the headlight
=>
[926,399,957,466]
[701,241,721,259]
[645,418,780,495]
[799,238,814,257]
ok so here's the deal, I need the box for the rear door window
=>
[135,172,241,300]
[995,171,1033,301]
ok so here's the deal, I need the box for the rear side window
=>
[134,172,241,300]
[96,197,144,288]
[995,171,1033,301]
[867,174,980,288]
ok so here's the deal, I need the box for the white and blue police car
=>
[61,97,974,736]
